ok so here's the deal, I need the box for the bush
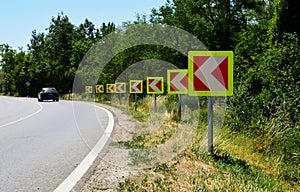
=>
[225,33,300,185]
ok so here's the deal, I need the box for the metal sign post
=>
[134,93,137,111]
[188,51,233,153]
[130,80,143,111]
[154,94,157,112]
[118,94,122,105]
[178,94,181,121]
[208,96,213,153]
[147,77,163,113]
[167,70,188,121]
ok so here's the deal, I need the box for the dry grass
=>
[90,95,296,192]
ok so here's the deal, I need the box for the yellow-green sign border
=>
[106,84,116,93]
[95,85,104,93]
[167,69,188,95]
[129,80,143,93]
[115,82,126,93]
[85,86,93,93]
[147,77,164,94]
[188,51,233,96]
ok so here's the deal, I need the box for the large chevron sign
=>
[130,80,143,93]
[116,82,126,93]
[85,86,93,93]
[95,85,104,93]
[147,77,164,94]
[188,51,233,96]
[167,69,188,94]
[106,84,116,93]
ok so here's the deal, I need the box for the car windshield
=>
[43,88,57,93]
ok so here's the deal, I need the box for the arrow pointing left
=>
[147,77,164,94]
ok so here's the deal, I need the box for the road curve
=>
[0,96,113,192]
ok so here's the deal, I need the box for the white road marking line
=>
[0,100,43,128]
[53,103,114,192]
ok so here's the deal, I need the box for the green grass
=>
[215,127,299,190]
[118,150,290,191]
[93,95,299,192]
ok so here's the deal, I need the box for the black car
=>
[38,87,59,102]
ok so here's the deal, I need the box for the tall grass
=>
[113,95,299,191]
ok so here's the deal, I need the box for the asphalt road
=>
[0,96,111,192]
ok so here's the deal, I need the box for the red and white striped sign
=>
[116,82,126,93]
[168,69,188,94]
[130,80,143,93]
[95,85,104,93]
[85,86,93,93]
[147,77,164,94]
[106,84,116,93]
[188,51,233,96]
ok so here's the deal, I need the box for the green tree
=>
[0,44,17,95]
[28,13,77,93]
[25,12,118,95]
[268,0,300,43]
[0,44,30,96]
[13,50,29,96]
[76,18,100,40]
[224,0,300,182]
[150,0,265,50]
[46,13,76,92]
[27,30,49,94]
[100,22,116,37]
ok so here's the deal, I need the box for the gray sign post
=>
[178,94,181,121]
[208,96,213,153]
[154,94,157,112]
[134,93,137,111]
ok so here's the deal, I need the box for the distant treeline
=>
[0,12,116,96]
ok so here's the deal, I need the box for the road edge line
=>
[0,98,43,128]
[53,104,114,192]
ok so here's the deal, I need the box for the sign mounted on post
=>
[130,80,143,93]
[116,82,126,93]
[106,84,116,93]
[188,51,233,96]
[95,85,104,93]
[147,77,164,94]
[85,86,93,93]
[167,69,188,94]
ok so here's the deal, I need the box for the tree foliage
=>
[150,0,266,50]
[0,13,115,96]
[147,0,299,183]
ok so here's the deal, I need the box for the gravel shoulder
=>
[74,103,140,192]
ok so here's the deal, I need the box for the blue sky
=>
[0,0,166,50]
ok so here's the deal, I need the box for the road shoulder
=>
[75,103,140,192]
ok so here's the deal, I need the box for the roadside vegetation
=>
[0,0,299,191]
[110,94,298,191]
